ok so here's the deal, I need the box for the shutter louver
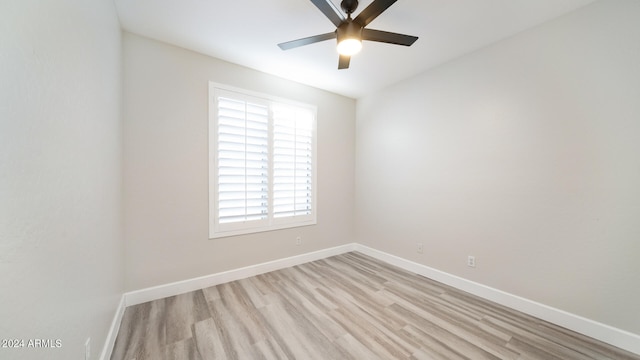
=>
[217,96,269,224]
[273,105,313,218]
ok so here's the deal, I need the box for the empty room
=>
[1,0,639,359]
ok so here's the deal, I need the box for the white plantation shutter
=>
[217,96,269,226]
[273,105,313,219]
[210,84,316,238]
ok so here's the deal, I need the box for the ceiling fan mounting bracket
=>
[341,0,359,16]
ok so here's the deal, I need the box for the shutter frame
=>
[209,84,316,238]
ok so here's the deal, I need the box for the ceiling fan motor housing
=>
[337,20,363,43]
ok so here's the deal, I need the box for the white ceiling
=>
[115,0,596,98]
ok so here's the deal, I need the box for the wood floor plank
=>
[335,333,382,359]
[402,324,474,360]
[208,297,256,359]
[165,290,209,344]
[111,252,640,360]
[192,318,226,359]
[165,337,202,360]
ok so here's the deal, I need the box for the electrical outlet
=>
[296,236,301,246]
[467,256,476,268]
[417,243,423,254]
[85,338,91,360]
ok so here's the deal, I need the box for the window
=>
[209,83,317,238]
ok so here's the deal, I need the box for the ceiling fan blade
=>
[278,32,337,50]
[310,0,345,27]
[362,28,418,46]
[338,54,351,69]
[354,0,397,27]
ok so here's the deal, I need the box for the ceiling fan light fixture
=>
[336,20,363,56]
[337,38,362,56]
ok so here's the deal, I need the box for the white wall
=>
[0,0,124,359]
[123,33,356,291]
[355,0,640,336]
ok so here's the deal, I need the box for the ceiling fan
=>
[278,0,418,69]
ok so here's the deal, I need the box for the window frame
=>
[209,82,317,239]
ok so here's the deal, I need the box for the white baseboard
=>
[99,294,126,360]
[353,244,640,356]
[124,243,357,307]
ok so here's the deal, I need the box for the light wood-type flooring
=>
[111,252,640,360]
